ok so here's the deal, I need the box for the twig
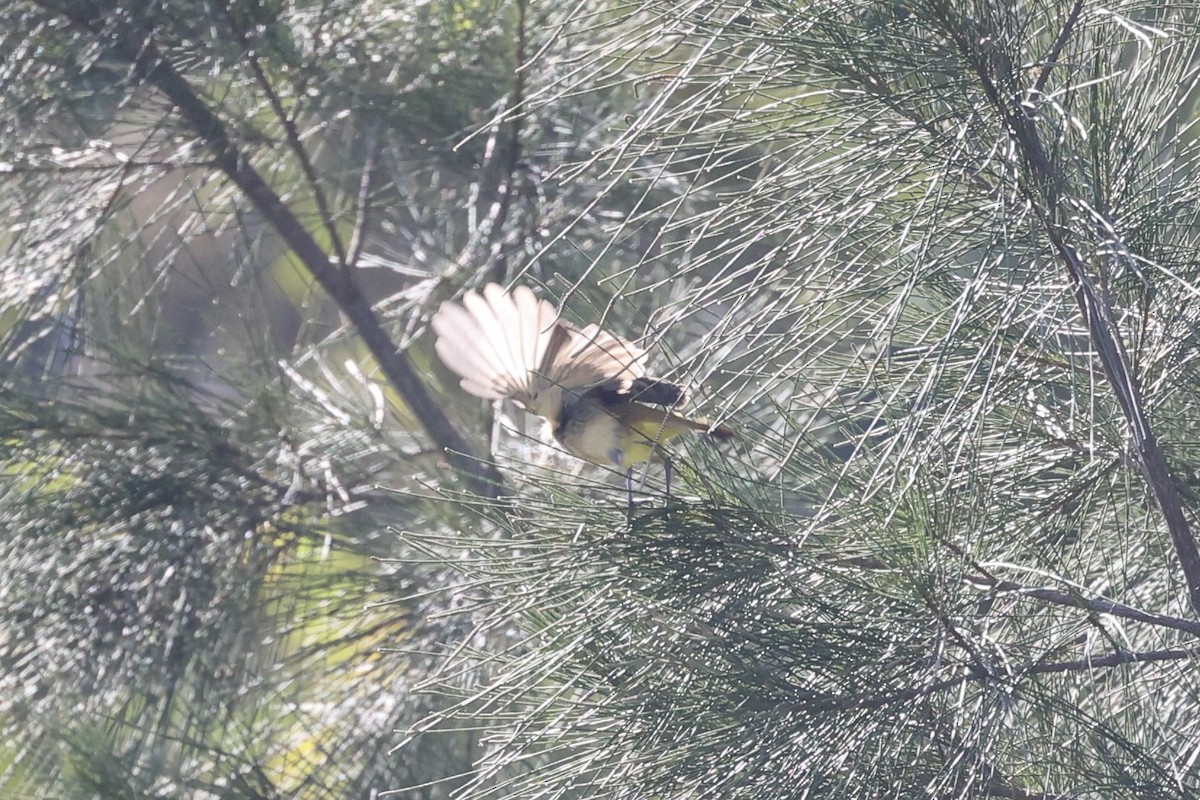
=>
[793,643,1200,717]
[459,0,530,283]
[938,534,1200,638]
[492,0,531,250]
[825,550,1200,637]
[345,121,382,270]
[1023,645,1200,675]
[1033,0,1085,95]
[224,5,350,268]
[973,574,1200,637]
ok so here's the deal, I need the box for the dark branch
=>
[49,3,503,497]
[973,574,1200,638]
[938,2,1200,617]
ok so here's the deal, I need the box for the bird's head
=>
[519,383,565,425]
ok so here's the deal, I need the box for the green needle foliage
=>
[4,0,1200,798]
[395,1,1200,798]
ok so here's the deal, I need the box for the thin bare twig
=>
[345,121,383,270]
[458,0,531,284]
[972,574,1200,638]
[219,1,350,268]
[824,550,1200,637]
[1024,645,1200,674]
[939,533,1200,637]
[792,643,1200,718]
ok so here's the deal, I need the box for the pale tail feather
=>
[432,303,510,399]
[461,289,525,389]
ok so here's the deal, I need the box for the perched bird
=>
[430,283,730,500]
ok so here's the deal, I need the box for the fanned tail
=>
[431,284,558,400]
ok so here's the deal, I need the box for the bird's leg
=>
[625,467,634,512]
[664,458,674,499]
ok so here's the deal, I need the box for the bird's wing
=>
[431,284,647,415]
[543,321,646,394]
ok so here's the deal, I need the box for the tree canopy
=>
[3,0,1200,797]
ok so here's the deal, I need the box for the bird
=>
[430,283,731,502]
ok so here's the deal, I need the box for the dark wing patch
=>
[626,377,690,408]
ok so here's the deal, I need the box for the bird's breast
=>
[554,397,661,469]
[557,405,627,467]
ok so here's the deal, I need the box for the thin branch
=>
[460,0,531,284]
[49,3,503,497]
[792,643,1200,718]
[972,574,1200,638]
[823,551,1200,637]
[1033,0,1085,95]
[1024,645,1200,675]
[0,158,217,174]
[492,0,531,256]
[939,533,1200,637]
[220,1,350,268]
[917,583,997,679]
[345,121,382,269]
